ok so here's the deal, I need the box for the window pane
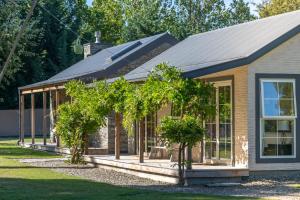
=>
[263,82,278,98]
[263,120,277,137]
[219,86,230,104]
[262,138,277,156]
[278,138,294,156]
[225,142,231,159]
[205,142,211,159]
[262,119,295,157]
[280,99,294,116]
[212,142,217,158]
[219,124,226,141]
[219,142,225,158]
[279,82,293,98]
[206,123,216,141]
[226,124,231,141]
[278,120,294,138]
[264,99,279,116]
[220,104,231,123]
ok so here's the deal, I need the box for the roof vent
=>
[110,41,142,61]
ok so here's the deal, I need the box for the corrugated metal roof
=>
[20,32,176,90]
[124,10,300,81]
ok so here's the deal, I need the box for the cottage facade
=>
[19,10,300,183]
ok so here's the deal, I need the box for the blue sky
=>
[86,0,261,15]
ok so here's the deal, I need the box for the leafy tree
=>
[0,0,40,109]
[81,0,123,43]
[56,80,109,163]
[121,0,255,41]
[0,0,88,109]
[121,0,173,41]
[226,0,256,25]
[159,116,204,185]
[257,0,300,18]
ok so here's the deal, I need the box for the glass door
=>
[204,80,233,165]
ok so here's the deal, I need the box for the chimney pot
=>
[95,31,101,44]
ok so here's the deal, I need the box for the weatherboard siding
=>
[248,33,300,171]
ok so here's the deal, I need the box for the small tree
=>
[56,80,109,163]
[159,115,204,185]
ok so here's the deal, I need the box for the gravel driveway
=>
[19,158,300,200]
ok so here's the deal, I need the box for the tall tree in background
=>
[121,0,178,41]
[0,0,87,109]
[226,0,256,25]
[121,0,255,41]
[258,0,300,17]
[0,0,40,108]
[81,0,123,43]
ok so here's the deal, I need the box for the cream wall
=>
[201,65,249,167]
[248,33,300,171]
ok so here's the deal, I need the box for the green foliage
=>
[0,0,40,108]
[226,0,257,25]
[159,115,204,148]
[56,80,109,163]
[81,0,123,44]
[257,0,300,18]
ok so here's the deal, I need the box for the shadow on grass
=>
[0,147,59,158]
[0,165,96,169]
[0,177,255,200]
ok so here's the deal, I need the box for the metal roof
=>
[123,10,300,81]
[19,32,177,90]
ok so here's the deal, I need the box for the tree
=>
[121,0,174,41]
[0,0,40,109]
[0,0,88,109]
[159,116,204,185]
[56,80,109,163]
[257,0,300,18]
[81,0,123,44]
[226,0,256,25]
[121,0,255,41]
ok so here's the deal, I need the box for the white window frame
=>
[260,78,297,159]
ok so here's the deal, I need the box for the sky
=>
[86,0,262,15]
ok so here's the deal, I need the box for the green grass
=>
[288,184,300,189]
[0,138,257,200]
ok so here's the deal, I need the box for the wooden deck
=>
[23,143,249,184]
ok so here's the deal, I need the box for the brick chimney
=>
[83,31,111,58]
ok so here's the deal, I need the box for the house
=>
[19,10,300,184]
[120,10,300,175]
[18,32,178,145]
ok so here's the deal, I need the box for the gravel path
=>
[19,158,300,199]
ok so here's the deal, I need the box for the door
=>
[204,80,233,165]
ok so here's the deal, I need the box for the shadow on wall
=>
[0,109,50,137]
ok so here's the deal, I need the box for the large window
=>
[260,79,297,158]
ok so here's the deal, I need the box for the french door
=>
[204,80,233,165]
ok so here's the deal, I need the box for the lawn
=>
[0,138,257,200]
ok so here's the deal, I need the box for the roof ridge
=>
[188,9,300,39]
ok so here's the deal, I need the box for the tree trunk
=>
[83,133,89,155]
[178,144,184,185]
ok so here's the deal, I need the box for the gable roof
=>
[19,32,177,90]
[123,10,300,81]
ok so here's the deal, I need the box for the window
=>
[260,79,296,158]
